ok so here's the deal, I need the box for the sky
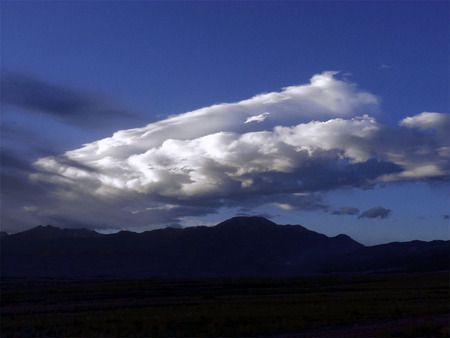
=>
[1,1,449,245]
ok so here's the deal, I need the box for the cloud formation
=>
[358,206,391,219]
[14,72,449,230]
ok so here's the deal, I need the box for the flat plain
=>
[1,272,448,337]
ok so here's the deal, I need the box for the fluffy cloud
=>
[38,71,377,161]
[27,72,449,229]
[400,112,449,132]
[358,206,391,219]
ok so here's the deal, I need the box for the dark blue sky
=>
[1,1,448,244]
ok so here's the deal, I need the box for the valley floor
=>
[1,272,449,337]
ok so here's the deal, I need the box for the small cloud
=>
[358,206,391,219]
[399,112,449,132]
[244,112,270,124]
[379,64,392,70]
[331,206,360,216]
[271,202,294,211]
[21,205,38,212]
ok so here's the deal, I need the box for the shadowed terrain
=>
[1,217,449,337]
[1,217,448,278]
[1,273,448,337]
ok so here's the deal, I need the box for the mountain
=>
[13,224,101,240]
[328,240,450,273]
[1,225,103,255]
[1,217,448,278]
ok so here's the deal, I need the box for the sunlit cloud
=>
[400,112,449,133]
[245,112,271,123]
[271,203,294,211]
[27,72,449,230]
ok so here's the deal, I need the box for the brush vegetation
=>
[1,273,448,337]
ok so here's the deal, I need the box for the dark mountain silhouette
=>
[0,231,9,237]
[1,225,103,255]
[13,224,101,240]
[328,240,450,273]
[1,217,448,278]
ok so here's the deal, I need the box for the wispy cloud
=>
[379,64,392,70]
[1,72,143,128]
[6,72,448,231]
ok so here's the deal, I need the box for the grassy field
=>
[1,273,448,337]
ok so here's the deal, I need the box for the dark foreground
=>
[1,273,449,337]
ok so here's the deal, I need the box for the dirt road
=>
[279,313,449,337]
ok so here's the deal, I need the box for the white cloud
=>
[245,112,270,123]
[34,116,383,198]
[400,112,449,132]
[29,72,449,229]
[271,203,294,211]
[52,71,378,162]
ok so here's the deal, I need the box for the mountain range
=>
[1,217,448,278]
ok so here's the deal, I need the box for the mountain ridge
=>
[1,217,448,278]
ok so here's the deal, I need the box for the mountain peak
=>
[2,217,448,278]
[25,224,61,233]
[13,225,101,240]
[215,216,277,229]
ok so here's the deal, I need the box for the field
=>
[1,273,448,337]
